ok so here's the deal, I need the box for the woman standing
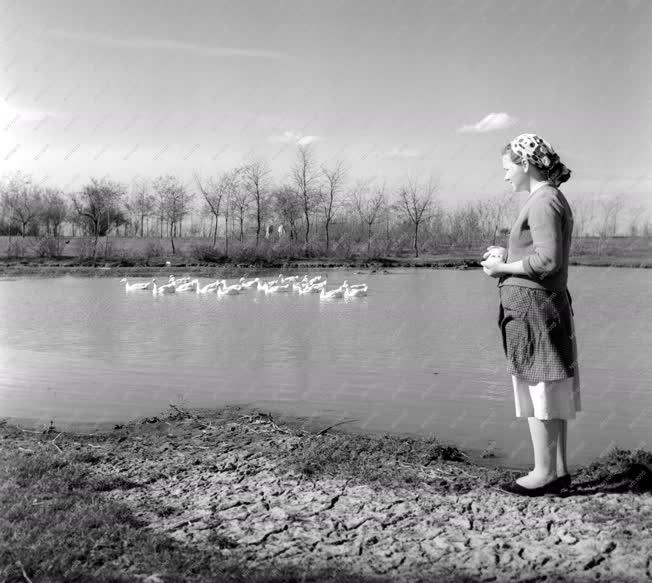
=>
[481,133,581,496]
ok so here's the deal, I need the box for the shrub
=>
[144,240,165,259]
[35,236,65,258]
[190,243,227,263]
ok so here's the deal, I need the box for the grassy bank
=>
[0,235,650,277]
[0,253,649,279]
[2,405,651,582]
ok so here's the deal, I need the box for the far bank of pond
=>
[0,252,649,278]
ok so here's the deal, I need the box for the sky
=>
[1,0,651,211]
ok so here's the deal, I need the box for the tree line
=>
[1,145,649,260]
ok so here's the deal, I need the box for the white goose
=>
[267,273,285,287]
[120,277,155,291]
[309,275,324,286]
[341,280,368,290]
[343,282,368,297]
[174,279,198,292]
[216,281,241,296]
[169,275,192,285]
[299,279,327,294]
[239,277,258,289]
[320,285,345,300]
[196,279,220,294]
[220,279,243,293]
[265,281,292,294]
[152,280,176,295]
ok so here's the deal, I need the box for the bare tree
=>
[127,177,154,237]
[242,159,271,247]
[351,178,385,255]
[320,160,346,254]
[153,175,192,255]
[231,175,252,242]
[219,169,242,256]
[71,177,126,260]
[291,144,320,248]
[195,172,227,246]
[273,185,302,243]
[41,187,68,236]
[2,172,43,237]
[597,194,625,238]
[398,177,437,257]
[595,194,625,256]
[571,195,596,238]
[626,204,647,237]
[478,192,515,245]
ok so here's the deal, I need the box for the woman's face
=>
[502,154,528,192]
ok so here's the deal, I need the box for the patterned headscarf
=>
[508,133,571,187]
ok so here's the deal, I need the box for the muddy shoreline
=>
[2,404,650,582]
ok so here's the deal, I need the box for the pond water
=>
[0,267,649,468]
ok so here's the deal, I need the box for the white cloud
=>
[386,146,421,158]
[457,112,517,133]
[47,29,284,59]
[267,131,321,145]
[297,135,320,146]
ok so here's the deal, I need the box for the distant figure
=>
[265,224,274,239]
[277,224,286,239]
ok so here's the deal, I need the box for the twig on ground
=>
[16,561,33,583]
[316,419,360,436]
[15,426,41,434]
[50,441,63,454]
[455,467,479,479]
[87,444,103,448]
[163,515,204,532]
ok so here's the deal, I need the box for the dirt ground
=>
[3,405,651,582]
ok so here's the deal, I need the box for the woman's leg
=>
[556,419,569,476]
[516,417,560,488]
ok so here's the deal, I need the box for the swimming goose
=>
[239,277,258,289]
[343,282,368,297]
[309,275,324,285]
[216,281,241,295]
[320,285,345,300]
[220,279,243,293]
[169,275,192,285]
[120,277,155,291]
[152,280,176,294]
[342,280,368,290]
[265,282,292,294]
[267,274,285,287]
[299,279,327,294]
[196,279,220,294]
[175,279,198,292]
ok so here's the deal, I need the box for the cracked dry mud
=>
[16,406,652,582]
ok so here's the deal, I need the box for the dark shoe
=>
[555,473,572,491]
[499,476,567,497]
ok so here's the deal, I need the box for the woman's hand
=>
[480,260,505,277]
[481,245,507,277]
[483,245,507,261]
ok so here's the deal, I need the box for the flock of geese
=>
[119,273,369,299]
